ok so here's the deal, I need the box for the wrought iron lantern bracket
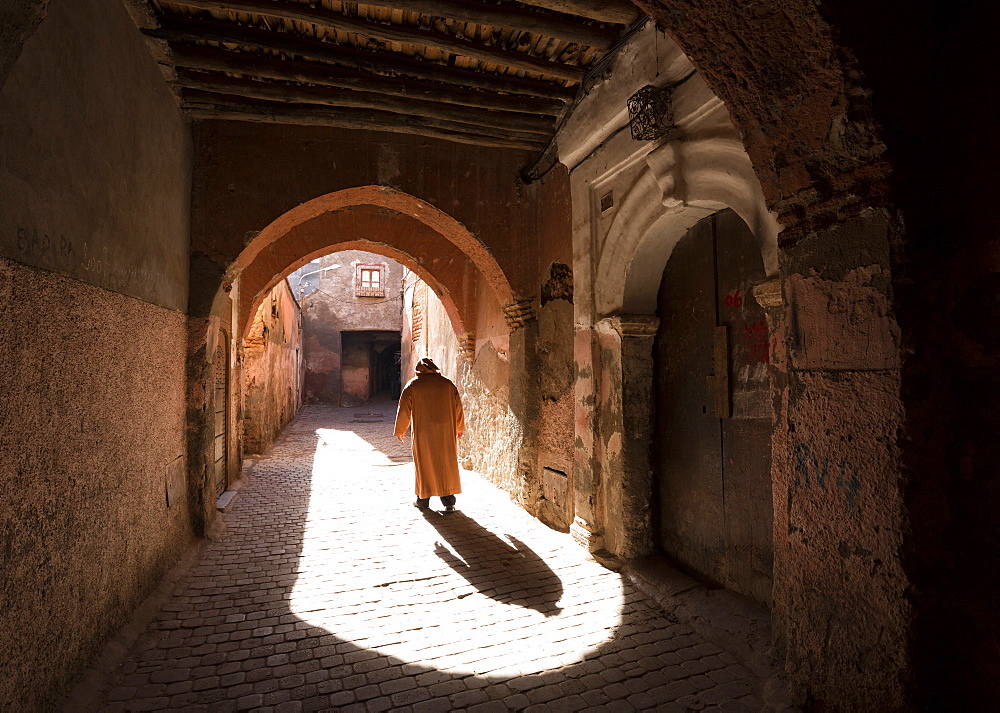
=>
[627,84,675,141]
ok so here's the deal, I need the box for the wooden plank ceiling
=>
[139,0,642,151]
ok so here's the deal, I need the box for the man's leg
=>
[415,497,430,509]
[440,495,456,508]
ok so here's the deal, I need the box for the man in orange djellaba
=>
[394,357,465,512]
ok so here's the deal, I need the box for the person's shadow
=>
[421,510,564,617]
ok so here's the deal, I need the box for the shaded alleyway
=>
[91,403,767,712]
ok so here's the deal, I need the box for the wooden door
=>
[213,342,228,497]
[654,210,773,604]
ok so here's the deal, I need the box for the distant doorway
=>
[340,330,402,405]
[375,342,403,398]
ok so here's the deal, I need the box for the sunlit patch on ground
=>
[290,420,625,677]
[94,402,765,712]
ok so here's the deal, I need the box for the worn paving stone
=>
[94,403,772,711]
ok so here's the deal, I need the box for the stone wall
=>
[533,268,576,531]
[0,0,193,708]
[817,5,997,709]
[242,280,303,455]
[410,279,521,500]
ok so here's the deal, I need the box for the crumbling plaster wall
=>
[406,263,574,528]
[0,0,193,709]
[300,251,403,405]
[531,267,576,531]
[812,5,998,709]
[564,18,907,710]
[413,279,522,500]
[243,280,303,454]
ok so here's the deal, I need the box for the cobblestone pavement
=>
[97,403,768,712]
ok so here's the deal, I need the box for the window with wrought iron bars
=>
[356,264,384,297]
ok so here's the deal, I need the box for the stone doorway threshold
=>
[609,554,798,712]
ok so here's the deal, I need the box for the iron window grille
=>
[356,264,384,297]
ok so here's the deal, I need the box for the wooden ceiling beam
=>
[150,18,578,100]
[358,0,620,49]
[512,0,640,25]
[174,71,556,135]
[170,44,567,116]
[171,0,587,82]
[182,92,548,151]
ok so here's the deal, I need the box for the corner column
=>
[572,314,659,560]
[607,314,659,560]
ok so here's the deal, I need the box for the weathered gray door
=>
[654,210,773,604]
[214,342,228,497]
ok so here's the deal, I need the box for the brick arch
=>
[233,187,515,341]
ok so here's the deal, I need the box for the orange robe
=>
[394,372,465,498]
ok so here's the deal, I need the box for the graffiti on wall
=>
[742,320,776,364]
[724,288,775,364]
[794,442,861,512]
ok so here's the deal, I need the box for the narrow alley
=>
[87,403,767,713]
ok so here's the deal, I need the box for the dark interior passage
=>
[341,330,402,404]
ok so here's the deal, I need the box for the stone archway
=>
[586,141,782,563]
[232,186,516,343]
[186,186,518,560]
[564,26,781,564]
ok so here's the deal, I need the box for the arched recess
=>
[595,137,780,319]
[562,26,785,565]
[582,139,781,565]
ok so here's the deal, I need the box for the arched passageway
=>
[2,0,995,710]
[232,186,516,343]
[187,186,523,534]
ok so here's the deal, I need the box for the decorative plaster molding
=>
[591,133,781,319]
[645,142,685,210]
[753,278,783,310]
